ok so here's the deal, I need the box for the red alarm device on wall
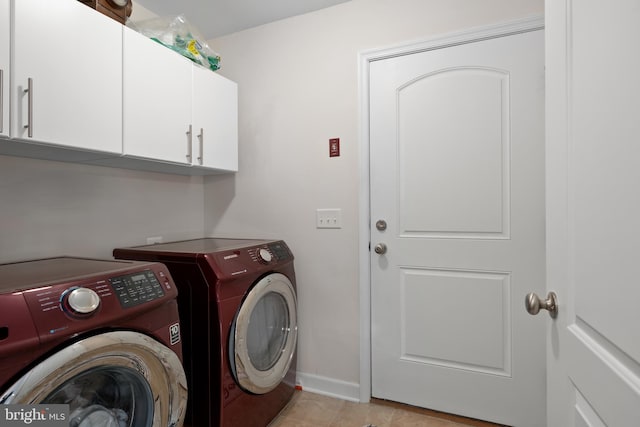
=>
[79,0,132,24]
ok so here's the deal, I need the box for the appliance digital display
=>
[268,242,290,261]
[110,270,165,308]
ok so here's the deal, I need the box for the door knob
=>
[374,243,387,255]
[525,292,558,318]
[375,219,387,231]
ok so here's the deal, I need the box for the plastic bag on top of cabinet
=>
[127,14,221,71]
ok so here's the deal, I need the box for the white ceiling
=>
[132,0,352,40]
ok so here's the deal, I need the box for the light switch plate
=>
[316,209,342,229]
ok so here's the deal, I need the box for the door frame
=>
[357,14,544,404]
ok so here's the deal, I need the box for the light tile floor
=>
[269,390,505,427]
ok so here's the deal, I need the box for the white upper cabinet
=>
[11,0,122,153]
[2,0,237,174]
[124,26,238,171]
[122,26,193,164]
[0,0,9,138]
[192,65,238,171]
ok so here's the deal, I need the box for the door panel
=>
[370,29,545,427]
[399,68,509,237]
[401,268,510,373]
[546,1,640,425]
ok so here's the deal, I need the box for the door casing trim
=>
[357,14,544,403]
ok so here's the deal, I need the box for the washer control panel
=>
[257,248,273,264]
[249,242,291,265]
[207,240,293,280]
[60,287,101,317]
[13,258,177,343]
[266,242,291,261]
[110,270,165,308]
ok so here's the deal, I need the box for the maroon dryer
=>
[0,256,187,426]
[114,238,298,427]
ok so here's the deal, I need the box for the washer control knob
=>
[257,248,273,263]
[66,287,100,315]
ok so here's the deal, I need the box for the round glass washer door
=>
[0,331,187,427]
[230,273,297,394]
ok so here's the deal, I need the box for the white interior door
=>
[370,27,545,426]
[546,1,640,426]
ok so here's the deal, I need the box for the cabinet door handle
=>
[24,78,33,138]
[0,69,4,134]
[197,128,204,165]
[186,124,193,162]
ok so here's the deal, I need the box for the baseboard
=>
[295,372,362,403]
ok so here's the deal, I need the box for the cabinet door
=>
[11,0,122,153]
[192,65,238,171]
[123,27,192,164]
[0,0,8,138]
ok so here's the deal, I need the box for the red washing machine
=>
[114,238,298,427]
[0,257,188,426]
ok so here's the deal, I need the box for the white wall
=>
[0,155,205,263]
[204,0,543,400]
